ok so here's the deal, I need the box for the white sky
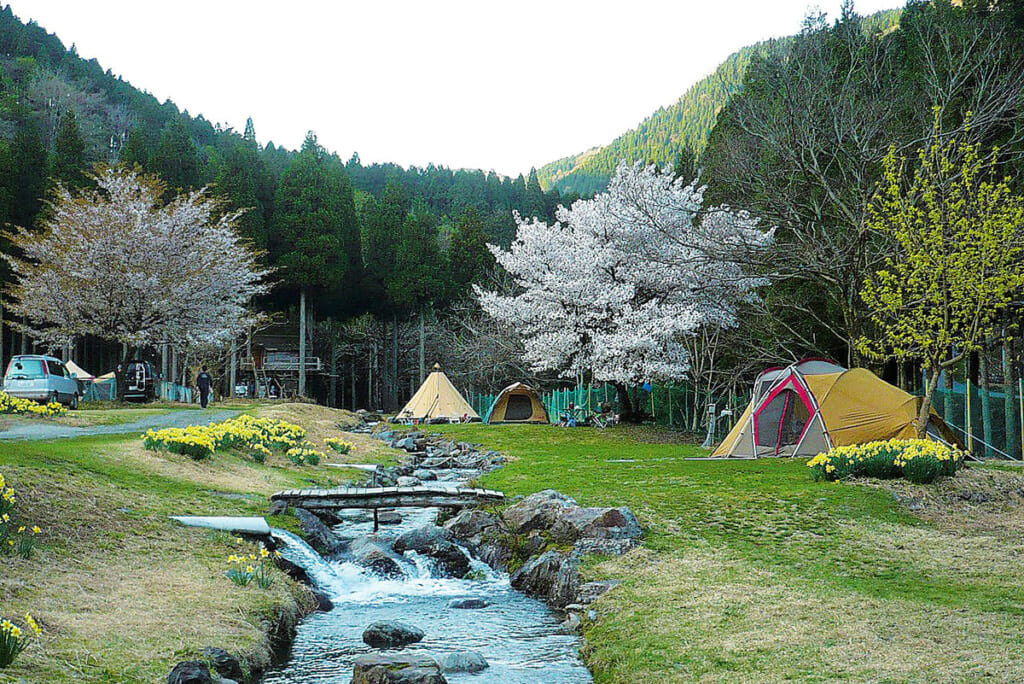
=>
[11,0,902,176]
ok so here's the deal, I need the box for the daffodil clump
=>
[808,438,965,484]
[0,391,67,418]
[285,445,324,466]
[325,437,354,454]
[225,542,280,589]
[0,473,43,559]
[0,613,42,668]
[143,415,306,462]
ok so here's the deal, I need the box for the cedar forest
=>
[0,0,1023,454]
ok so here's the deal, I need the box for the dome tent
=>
[396,364,479,423]
[484,382,549,424]
[713,359,960,458]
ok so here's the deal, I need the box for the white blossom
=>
[4,167,269,353]
[476,162,772,384]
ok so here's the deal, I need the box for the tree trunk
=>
[915,365,942,439]
[229,340,237,401]
[350,360,356,411]
[979,346,994,457]
[329,337,337,408]
[1004,335,1018,460]
[170,347,178,402]
[114,344,131,401]
[0,300,4,376]
[20,316,27,354]
[419,310,425,385]
[298,289,307,397]
[392,315,399,411]
[612,381,636,422]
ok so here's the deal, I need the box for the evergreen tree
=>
[388,201,442,314]
[216,133,274,251]
[11,115,48,228]
[525,167,547,220]
[272,132,362,313]
[152,118,200,190]
[51,109,87,189]
[120,127,155,169]
[360,179,406,313]
[448,207,492,294]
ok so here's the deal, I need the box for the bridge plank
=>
[270,484,504,510]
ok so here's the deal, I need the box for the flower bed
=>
[808,438,965,484]
[0,391,67,418]
[142,415,306,461]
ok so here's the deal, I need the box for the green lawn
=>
[430,423,1024,683]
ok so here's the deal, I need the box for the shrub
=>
[808,439,964,485]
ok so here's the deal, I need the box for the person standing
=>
[197,366,213,409]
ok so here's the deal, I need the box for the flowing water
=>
[262,481,593,683]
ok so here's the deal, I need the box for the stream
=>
[262,469,593,683]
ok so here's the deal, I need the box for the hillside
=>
[538,8,902,196]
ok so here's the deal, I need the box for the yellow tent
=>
[713,359,960,458]
[397,364,479,423]
[484,382,549,424]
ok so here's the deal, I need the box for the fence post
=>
[966,378,973,456]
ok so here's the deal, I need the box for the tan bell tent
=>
[397,364,479,423]
[713,359,960,458]
[484,382,549,424]
[65,360,94,381]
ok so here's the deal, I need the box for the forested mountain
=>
[0,3,566,408]
[537,8,902,196]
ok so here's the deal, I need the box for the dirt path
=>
[0,408,238,441]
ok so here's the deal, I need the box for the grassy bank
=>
[429,423,1024,683]
[0,405,393,683]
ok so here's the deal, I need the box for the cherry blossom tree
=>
[4,166,269,397]
[476,162,771,418]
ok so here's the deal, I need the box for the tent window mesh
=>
[505,394,534,421]
[757,389,811,447]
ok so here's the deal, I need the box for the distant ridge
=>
[538,8,902,196]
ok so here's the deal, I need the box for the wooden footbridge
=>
[271,485,504,529]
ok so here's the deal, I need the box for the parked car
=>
[124,360,159,402]
[2,355,81,408]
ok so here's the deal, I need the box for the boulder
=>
[274,555,313,585]
[412,469,437,481]
[396,476,420,487]
[292,507,343,557]
[448,598,488,609]
[351,654,447,684]
[476,539,514,573]
[377,510,403,525]
[166,661,213,684]
[549,553,582,609]
[202,648,242,683]
[442,510,500,551]
[311,587,334,612]
[439,650,488,673]
[503,490,579,534]
[393,525,451,554]
[350,536,406,578]
[510,550,565,598]
[425,540,471,578]
[549,506,642,544]
[267,500,287,516]
[361,621,426,649]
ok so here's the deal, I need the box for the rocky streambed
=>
[260,425,642,684]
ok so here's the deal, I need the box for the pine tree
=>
[11,115,48,228]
